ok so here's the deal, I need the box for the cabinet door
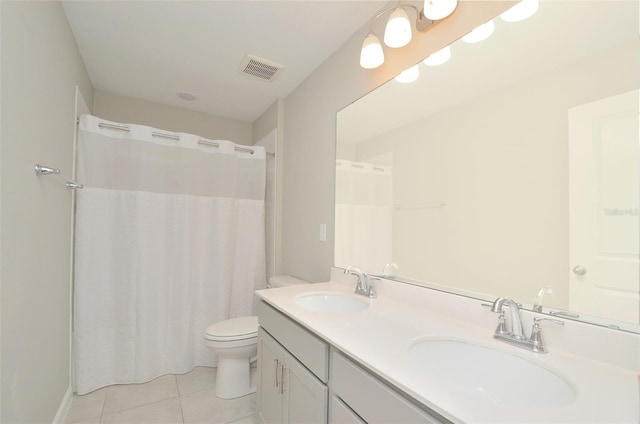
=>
[258,329,285,424]
[283,347,328,424]
[330,396,366,424]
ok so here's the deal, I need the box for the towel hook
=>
[35,164,83,189]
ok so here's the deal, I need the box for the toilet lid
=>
[205,316,258,341]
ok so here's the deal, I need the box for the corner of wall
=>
[51,386,73,424]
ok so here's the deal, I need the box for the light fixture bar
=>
[360,3,454,70]
[423,0,458,21]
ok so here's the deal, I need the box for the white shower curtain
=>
[334,160,393,275]
[73,114,266,395]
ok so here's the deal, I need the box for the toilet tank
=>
[267,275,309,289]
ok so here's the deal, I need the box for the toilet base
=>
[215,357,255,399]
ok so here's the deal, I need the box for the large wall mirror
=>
[335,1,640,333]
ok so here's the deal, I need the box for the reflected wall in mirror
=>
[336,1,640,332]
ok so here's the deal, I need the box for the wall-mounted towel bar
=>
[34,164,83,189]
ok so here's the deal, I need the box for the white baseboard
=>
[52,385,72,424]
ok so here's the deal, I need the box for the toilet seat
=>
[205,316,258,342]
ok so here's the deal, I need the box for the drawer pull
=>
[274,359,279,388]
[280,365,288,394]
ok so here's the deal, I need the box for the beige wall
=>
[0,1,94,422]
[252,100,278,145]
[93,90,253,145]
[280,2,511,282]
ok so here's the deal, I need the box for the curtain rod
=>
[78,119,272,156]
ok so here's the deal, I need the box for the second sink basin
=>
[295,292,369,313]
[407,339,576,408]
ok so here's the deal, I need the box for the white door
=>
[569,90,639,325]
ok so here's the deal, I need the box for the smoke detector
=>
[239,54,284,82]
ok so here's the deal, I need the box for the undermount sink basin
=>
[295,292,369,313]
[407,339,576,408]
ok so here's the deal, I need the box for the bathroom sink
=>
[407,339,576,408]
[295,292,369,313]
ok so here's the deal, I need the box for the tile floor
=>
[64,367,260,424]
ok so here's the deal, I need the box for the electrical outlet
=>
[319,224,327,242]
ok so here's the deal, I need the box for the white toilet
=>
[204,275,308,399]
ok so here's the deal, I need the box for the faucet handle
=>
[495,311,509,336]
[533,317,565,326]
[367,277,380,298]
[530,317,564,353]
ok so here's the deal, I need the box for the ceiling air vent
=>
[239,54,284,82]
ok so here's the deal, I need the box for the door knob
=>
[572,265,587,276]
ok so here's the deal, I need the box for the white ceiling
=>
[62,1,387,123]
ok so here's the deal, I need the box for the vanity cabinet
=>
[257,302,329,423]
[257,300,449,424]
[331,351,447,424]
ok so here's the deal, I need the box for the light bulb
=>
[500,0,539,22]
[423,0,458,21]
[462,20,495,43]
[423,46,451,66]
[395,65,419,83]
[360,33,384,69]
[384,8,412,48]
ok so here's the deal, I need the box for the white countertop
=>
[255,275,640,424]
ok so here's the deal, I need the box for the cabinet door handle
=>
[273,359,279,388]
[279,365,287,394]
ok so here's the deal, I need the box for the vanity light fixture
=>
[384,7,413,48]
[500,0,539,22]
[461,20,495,43]
[360,33,385,69]
[395,64,420,83]
[423,45,451,66]
[360,0,458,69]
[423,0,458,21]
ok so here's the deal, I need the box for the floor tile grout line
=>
[99,387,107,422]
[99,375,183,416]
[176,375,186,424]
[226,412,258,424]
[101,393,182,419]
[68,368,259,424]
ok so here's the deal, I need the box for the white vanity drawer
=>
[257,300,329,382]
[331,351,446,424]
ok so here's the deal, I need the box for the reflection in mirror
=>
[335,1,639,333]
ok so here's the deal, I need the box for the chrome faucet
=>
[344,265,376,298]
[489,297,564,353]
[491,297,525,340]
